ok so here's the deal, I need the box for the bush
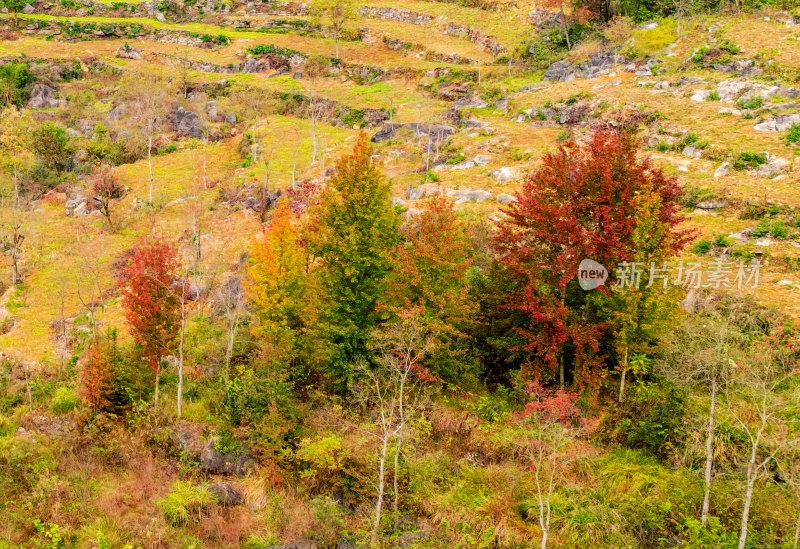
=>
[733,151,767,170]
[51,387,80,414]
[601,379,688,460]
[735,95,764,110]
[787,124,800,145]
[691,239,712,255]
[157,481,214,527]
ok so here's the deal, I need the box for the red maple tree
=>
[494,129,689,392]
[117,237,181,397]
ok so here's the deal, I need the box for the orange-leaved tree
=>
[246,197,309,367]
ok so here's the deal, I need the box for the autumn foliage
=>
[494,129,689,391]
[117,238,181,379]
[79,335,115,414]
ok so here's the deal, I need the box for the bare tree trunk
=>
[618,348,628,403]
[154,362,161,404]
[738,449,757,549]
[372,430,390,544]
[310,97,319,164]
[225,309,240,382]
[702,376,717,526]
[793,509,800,549]
[177,293,186,419]
[147,132,154,204]
[23,363,32,412]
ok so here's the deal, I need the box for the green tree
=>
[308,133,399,390]
[593,187,684,402]
[32,122,72,173]
[0,107,35,203]
[0,63,33,106]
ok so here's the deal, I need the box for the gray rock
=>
[200,436,255,475]
[755,156,789,178]
[543,60,574,82]
[22,3,34,13]
[754,113,800,132]
[204,482,243,506]
[171,107,204,138]
[496,193,517,204]
[490,167,518,182]
[714,162,731,178]
[406,183,441,201]
[695,200,726,210]
[27,84,66,109]
[640,21,658,30]
[454,190,492,204]
[691,90,710,102]
[115,44,143,60]
[682,146,702,159]
[370,123,454,144]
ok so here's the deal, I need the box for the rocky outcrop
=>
[203,482,243,506]
[200,436,255,475]
[27,83,65,109]
[371,123,455,144]
[115,43,143,60]
[543,51,629,81]
[754,113,800,132]
[171,107,204,138]
[443,23,505,56]
[360,6,433,25]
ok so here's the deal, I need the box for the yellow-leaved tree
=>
[245,198,309,364]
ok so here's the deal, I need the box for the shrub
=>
[735,95,764,110]
[733,151,767,170]
[691,239,712,255]
[706,90,720,101]
[601,379,687,460]
[787,124,800,145]
[51,387,80,414]
[157,481,214,527]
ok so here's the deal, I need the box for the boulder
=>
[529,8,563,28]
[200,436,255,475]
[682,146,702,159]
[754,113,800,132]
[490,167,518,182]
[27,84,66,109]
[171,106,204,138]
[407,183,441,200]
[691,90,710,102]
[543,60,575,82]
[115,44,143,60]
[713,162,731,178]
[453,190,492,204]
[496,193,517,204]
[204,482,243,506]
[22,3,34,13]
[755,156,789,178]
[695,200,726,210]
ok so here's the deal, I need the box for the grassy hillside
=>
[0,0,799,546]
